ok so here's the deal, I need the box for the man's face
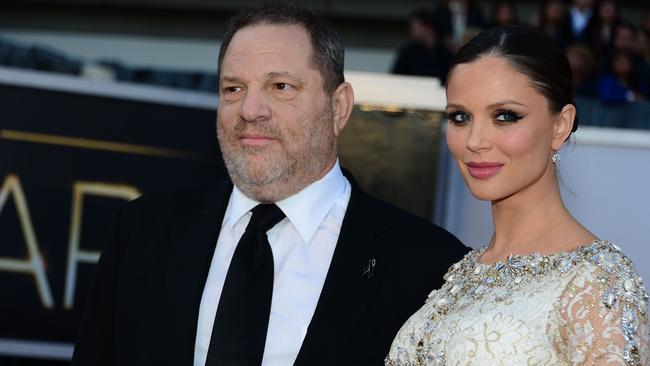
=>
[217,24,338,202]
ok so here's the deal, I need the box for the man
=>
[391,9,454,84]
[72,2,468,365]
[569,0,594,42]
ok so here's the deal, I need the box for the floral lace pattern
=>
[386,241,649,365]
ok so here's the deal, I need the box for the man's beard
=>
[217,107,335,202]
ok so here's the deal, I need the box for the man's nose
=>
[239,89,271,122]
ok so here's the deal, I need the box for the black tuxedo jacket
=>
[72,175,468,366]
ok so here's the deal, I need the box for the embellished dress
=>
[386,241,649,365]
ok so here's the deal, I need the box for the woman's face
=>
[445,56,566,201]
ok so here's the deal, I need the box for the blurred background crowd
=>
[393,0,650,105]
[1,0,649,130]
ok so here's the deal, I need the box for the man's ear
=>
[331,82,354,137]
[551,104,576,150]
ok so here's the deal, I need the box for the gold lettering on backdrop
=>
[63,182,141,310]
[0,174,55,308]
[0,129,202,159]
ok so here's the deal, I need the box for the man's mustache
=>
[231,119,281,139]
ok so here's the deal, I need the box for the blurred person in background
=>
[489,0,518,28]
[612,23,640,54]
[432,0,487,50]
[392,9,454,84]
[583,0,621,57]
[636,11,650,65]
[640,10,650,42]
[598,50,648,103]
[535,0,573,49]
[569,0,595,42]
[636,31,650,70]
[609,23,650,83]
[566,44,599,96]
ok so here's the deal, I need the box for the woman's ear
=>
[551,104,576,150]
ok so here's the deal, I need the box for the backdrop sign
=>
[0,68,225,360]
[0,67,450,362]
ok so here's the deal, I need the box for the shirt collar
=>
[227,160,347,243]
[227,185,260,231]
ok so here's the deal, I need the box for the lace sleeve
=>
[553,251,649,365]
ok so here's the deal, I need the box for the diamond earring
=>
[552,152,560,164]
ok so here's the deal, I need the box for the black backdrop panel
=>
[0,81,226,352]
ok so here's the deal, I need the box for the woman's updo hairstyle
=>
[449,26,578,136]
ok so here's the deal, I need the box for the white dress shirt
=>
[194,162,351,366]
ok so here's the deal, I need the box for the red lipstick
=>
[465,161,504,179]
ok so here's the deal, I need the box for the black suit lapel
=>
[159,182,233,365]
[294,177,393,365]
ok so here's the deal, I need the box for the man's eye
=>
[494,110,523,123]
[223,86,242,93]
[274,83,291,91]
[446,111,470,125]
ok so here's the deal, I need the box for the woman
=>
[566,44,599,97]
[386,26,649,365]
[599,50,648,103]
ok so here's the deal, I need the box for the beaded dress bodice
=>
[386,241,649,365]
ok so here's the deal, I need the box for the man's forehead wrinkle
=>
[228,49,287,58]
[223,48,307,71]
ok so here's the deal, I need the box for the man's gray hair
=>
[217,0,345,93]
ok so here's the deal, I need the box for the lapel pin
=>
[362,258,376,278]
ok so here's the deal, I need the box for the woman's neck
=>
[481,168,596,263]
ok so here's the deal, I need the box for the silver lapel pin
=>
[362,258,376,278]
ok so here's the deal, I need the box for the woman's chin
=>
[466,186,504,202]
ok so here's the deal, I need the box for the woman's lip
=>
[465,162,504,179]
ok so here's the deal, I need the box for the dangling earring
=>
[552,151,560,164]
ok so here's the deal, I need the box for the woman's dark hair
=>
[450,26,578,135]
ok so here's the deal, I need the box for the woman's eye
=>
[495,110,523,123]
[446,111,470,124]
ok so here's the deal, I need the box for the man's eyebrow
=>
[220,72,306,85]
[266,71,305,84]
[220,75,243,83]
[266,71,293,78]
